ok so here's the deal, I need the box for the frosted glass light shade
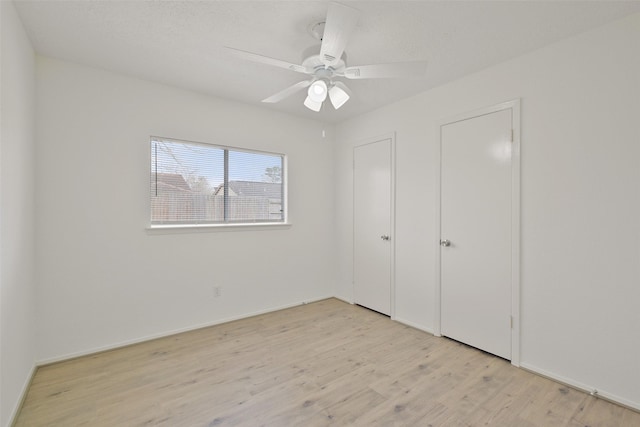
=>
[304,96,323,112]
[329,83,351,109]
[307,80,328,103]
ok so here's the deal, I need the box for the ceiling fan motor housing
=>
[301,45,347,78]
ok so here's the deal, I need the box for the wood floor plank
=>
[14,298,640,426]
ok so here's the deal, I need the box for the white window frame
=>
[147,136,289,231]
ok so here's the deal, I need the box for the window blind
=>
[150,137,284,225]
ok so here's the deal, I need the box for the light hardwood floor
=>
[15,298,640,426]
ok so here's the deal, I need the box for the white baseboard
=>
[7,363,37,427]
[394,317,434,335]
[520,362,640,413]
[37,295,333,366]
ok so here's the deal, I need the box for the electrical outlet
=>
[213,286,222,298]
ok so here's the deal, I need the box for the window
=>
[150,137,285,226]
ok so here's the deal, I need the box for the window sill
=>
[146,222,292,234]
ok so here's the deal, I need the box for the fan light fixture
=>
[303,96,323,112]
[328,82,351,110]
[308,80,328,101]
[304,80,328,111]
[304,80,352,112]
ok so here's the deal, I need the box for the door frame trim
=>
[352,133,396,319]
[434,100,521,366]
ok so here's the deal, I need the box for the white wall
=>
[35,57,334,362]
[334,14,640,409]
[0,1,37,426]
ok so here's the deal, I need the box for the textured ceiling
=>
[13,0,640,123]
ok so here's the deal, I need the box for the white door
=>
[440,109,513,360]
[354,139,392,315]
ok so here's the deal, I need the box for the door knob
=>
[381,235,390,241]
[440,239,451,247]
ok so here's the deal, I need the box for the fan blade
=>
[262,80,313,103]
[226,47,310,75]
[320,2,360,67]
[342,61,428,79]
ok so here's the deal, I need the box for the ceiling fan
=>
[226,2,427,112]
